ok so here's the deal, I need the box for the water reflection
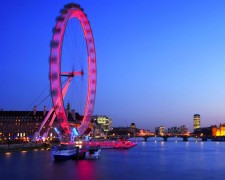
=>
[1,142,225,179]
[5,152,11,158]
[76,161,95,180]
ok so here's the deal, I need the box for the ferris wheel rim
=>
[49,3,96,137]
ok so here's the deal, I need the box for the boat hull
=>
[114,141,137,149]
[85,147,101,159]
[83,140,137,149]
[52,146,86,161]
[53,154,76,161]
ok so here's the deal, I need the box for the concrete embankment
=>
[0,143,50,152]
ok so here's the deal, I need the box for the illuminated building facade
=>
[168,125,188,135]
[0,107,57,142]
[212,124,225,136]
[92,115,112,133]
[155,126,165,135]
[180,125,188,134]
[139,129,154,136]
[0,107,82,143]
[90,121,105,138]
[194,114,200,130]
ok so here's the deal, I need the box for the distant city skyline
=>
[1,0,225,132]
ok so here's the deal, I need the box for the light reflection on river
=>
[1,139,225,180]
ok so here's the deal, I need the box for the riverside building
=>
[0,106,81,143]
[155,126,165,135]
[92,115,112,133]
[194,114,200,130]
[212,124,225,136]
[0,107,57,142]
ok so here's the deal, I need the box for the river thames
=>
[1,138,225,180]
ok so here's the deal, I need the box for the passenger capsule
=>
[60,9,68,15]
[56,16,65,22]
[50,41,59,48]
[52,27,61,34]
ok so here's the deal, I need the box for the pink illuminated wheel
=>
[49,3,96,137]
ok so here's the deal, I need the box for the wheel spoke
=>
[61,71,84,77]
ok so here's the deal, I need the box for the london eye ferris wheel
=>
[49,3,97,140]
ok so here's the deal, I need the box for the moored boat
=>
[52,145,86,161]
[85,146,101,159]
[114,140,137,149]
[82,139,137,149]
[83,141,116,149]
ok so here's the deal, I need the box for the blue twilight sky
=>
[1,0,225,132]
